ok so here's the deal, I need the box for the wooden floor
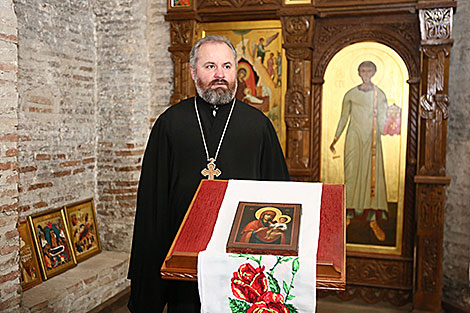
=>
[91,287,412,313]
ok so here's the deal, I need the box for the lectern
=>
[161,180,346,290]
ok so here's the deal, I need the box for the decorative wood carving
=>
[170,20,194,46]
[412,7,454,313]
[168,20,197,105]
[319,285,412,307]
[280,14,314,178]
[417,184,445,230]
[164,1,455,311]
[419,8,453,41]
[197,0,281,9]
[283,16,313,45]
[403,79,420,258]
[286,129,309,169]
[346,257,413,288]
[285,86,307,115]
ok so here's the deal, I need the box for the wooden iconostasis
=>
[165,1,456,312]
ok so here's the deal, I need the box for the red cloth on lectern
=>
[171,180,343,277]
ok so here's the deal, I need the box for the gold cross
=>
[201,158,221,180]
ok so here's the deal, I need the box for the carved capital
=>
[285,48,311,61]
[170,50,190,63]
[281,15,314,46]
[285,87,307,115]
[419,8,453,41]
[285,117,309,128]
[170,20,196,47]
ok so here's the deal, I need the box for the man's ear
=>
[190,65,196,81]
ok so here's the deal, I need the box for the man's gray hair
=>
[190,35,238,69]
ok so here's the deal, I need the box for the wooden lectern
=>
[161,180,346,291]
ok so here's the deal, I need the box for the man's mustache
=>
[209,79,229,87]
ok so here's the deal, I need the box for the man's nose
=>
[214,67,225,78]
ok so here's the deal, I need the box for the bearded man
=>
[127,35,289,313]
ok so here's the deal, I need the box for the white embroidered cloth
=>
[198,180,322,313]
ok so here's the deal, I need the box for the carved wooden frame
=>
[307,14,420,308]
[164,1,456,312]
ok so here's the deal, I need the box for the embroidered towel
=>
[198,180,322,313]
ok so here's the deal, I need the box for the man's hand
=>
[330,137,338,154]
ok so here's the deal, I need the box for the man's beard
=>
[195,76,237,105]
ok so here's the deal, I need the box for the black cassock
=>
[127,96,289,312]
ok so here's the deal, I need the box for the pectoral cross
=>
[201,158,221,180]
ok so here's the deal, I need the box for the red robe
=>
[240,219,286,244]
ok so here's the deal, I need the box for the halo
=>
[278,215,291,224]
[237,63,251,81]
[255,207,282,220]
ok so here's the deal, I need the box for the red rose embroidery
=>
[231,263,269,303]
[247,291,288,313]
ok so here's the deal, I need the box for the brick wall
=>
[94,0,171,252]
[0,0,20,311]
[2,0,468,310]
[15,0,96,218]
[444,2,470,310]
[4,0,171,310]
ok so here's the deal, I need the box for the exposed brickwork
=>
[94,0,172,252]
[1,0,171,310]
[14,0,96,217]
[444,2,470,310]
[0,0,20,311]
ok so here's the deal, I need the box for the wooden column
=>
[413,6,454,313]
[167,18,198,105]
[280,10,315,181]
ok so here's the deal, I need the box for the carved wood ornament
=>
[165,1,456,312]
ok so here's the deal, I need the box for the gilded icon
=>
[227,202,301,256]
[200,21,287,151]
[322,42,409,255]
[29,208,77,280]
[64,199,102,263]
[18,221,42,290]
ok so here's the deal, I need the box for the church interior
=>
[0,0,469,312]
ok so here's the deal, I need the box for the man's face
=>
[191,42,237,105]
[358,66,376,84]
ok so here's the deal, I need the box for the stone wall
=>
[444,2,470,310]
[0,0,20,311]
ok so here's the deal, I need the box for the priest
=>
[127,35,289,313]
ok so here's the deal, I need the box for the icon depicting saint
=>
[329,61,389,242]
[239,207,286,244]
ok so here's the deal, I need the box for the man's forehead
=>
[197,42,235,63]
